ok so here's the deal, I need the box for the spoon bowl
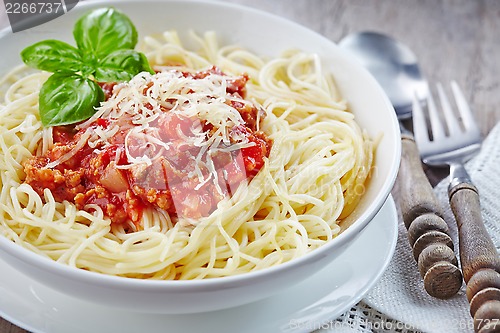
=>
[338,31,427,119]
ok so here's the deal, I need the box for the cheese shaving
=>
[49,70,259,194]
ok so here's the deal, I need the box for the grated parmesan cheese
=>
[49,69,260,196]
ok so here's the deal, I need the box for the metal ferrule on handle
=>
[449,162,474,192]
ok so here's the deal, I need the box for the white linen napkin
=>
[359,121,500,333]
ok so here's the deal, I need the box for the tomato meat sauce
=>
[23,67,272,229]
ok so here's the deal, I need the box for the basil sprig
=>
[21,7,153,126]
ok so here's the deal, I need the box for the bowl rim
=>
[0,0,401,291]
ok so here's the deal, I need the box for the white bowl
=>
[0,0,400,314]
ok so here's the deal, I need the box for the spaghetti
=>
[0,31,374,280]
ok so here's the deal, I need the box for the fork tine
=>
[437,83,462,136]
[412,90,430,143]
[450,81,481,136]
[427,84,446,141]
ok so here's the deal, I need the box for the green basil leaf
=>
[20,40,86,73]
[39,73,104,126]
[94,50,153,82]
[73,7,138,58]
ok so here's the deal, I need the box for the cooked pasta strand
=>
[0,31,374,280]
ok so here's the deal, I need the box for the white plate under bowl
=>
[0,0,400,315]
[0,196,398,333]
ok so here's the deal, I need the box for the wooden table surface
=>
[1,0,500,332]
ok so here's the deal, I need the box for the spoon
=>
[338,32,463,299]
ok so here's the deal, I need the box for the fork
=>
[413,81,500,333]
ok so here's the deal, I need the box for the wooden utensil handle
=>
[399,134,462,299]
[449,183,500,332]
